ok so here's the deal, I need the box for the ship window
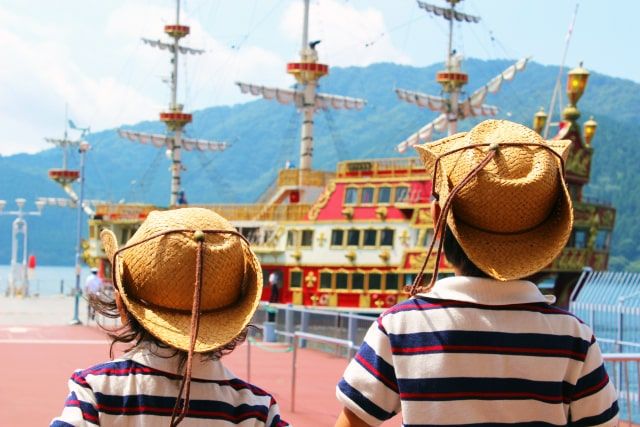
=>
[369,273,382,290]
[378,186,391,204]
[347,229,361,246]
[286,230,298,247]
[352,273,365,290]
[301,229,314,247]
[363,229,377,247]
[595,230,610,250]
[242,227,260,244]
[319,272,333,289]
[336,272,349,290]
[386,273,400,291]
[574,229,587,249]
[361,187,375,204]
[404,274,417,288]
[289,271,303,289]
[344,187,358,205]
[419,229,434,247]
[395,186,409,203]
[262,229,274,245]
[568,183,581,200]
[380,229,394,246]
[331,229,345,246]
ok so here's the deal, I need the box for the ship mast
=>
[118,0,228,207]
[395,0,529,152]
[236,0,365,178]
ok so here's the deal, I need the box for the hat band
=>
[430,141,566,201]
[408,141,566,296]
[453,195,562,236]
[126,294,240,315]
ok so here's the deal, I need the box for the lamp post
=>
[532,107,548,135]
[567,63,590,106]
[70,141,90,325]
[583,116,598,146]
[0,198,46,297]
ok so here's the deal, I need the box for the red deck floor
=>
[0,324,395,426]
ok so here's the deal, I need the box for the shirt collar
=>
[123,343,234,381]
[416,275,555,305]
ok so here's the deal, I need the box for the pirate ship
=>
[75,0,614,309]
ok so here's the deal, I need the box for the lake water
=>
[0,265,91,296]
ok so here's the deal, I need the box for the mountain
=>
[1,59,639,269]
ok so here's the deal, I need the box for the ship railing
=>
[603,353,640,424]
[276,169,334,187]
[202,203,312,222]
[336,157,429,179]
[582,195,613,207]
[256,174,281,204]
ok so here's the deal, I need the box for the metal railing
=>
[290,332,354,412]
[603,353,640,424]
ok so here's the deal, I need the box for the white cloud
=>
[105,2,290,113]
[0,1,293,155]
[0,6,159,155]
[280,0,411,67]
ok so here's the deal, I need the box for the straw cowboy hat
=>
[100,207,262,353]
[414,119,573,282]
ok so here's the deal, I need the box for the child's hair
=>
[89,292,250,368]
[442,226,489,278]
[442,225,551,284]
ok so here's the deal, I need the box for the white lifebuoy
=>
[319,294,330,306]
[385,294,397,306]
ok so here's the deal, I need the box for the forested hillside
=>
[0,59,638,268]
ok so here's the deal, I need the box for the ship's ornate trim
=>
[308,181,337,220]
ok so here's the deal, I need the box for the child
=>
[52,208,288,426]
[335,120,618,426]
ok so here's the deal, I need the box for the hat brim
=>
[446,176,573,281]
[112,240,263,353]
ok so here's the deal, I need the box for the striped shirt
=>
[337,276,619,426]
[51,345,288,426]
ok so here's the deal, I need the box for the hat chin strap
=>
[407,148,498,296]
[170,236,204,427]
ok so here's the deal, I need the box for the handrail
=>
[602,353,640,424]
[291,331,354,412]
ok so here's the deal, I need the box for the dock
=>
[0,296,375,426]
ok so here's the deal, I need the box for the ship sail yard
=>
[82,0,615,310]
[117,0,228,207]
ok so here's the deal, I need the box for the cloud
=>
[0,5,159,155]
[105,2,290,113]
[0,1,293,155]
[279,0,411,67]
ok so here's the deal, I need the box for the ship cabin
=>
[212,158,445,311]
[86,81,616,310]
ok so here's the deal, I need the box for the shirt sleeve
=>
[50,371,100,426]
[569,335,619,426]
[266,396,289,427]
[336,317,400,426]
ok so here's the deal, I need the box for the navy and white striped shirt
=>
[51,345,288,426]
[337,276,619,426]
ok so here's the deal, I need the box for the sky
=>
[0,0,637,155]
